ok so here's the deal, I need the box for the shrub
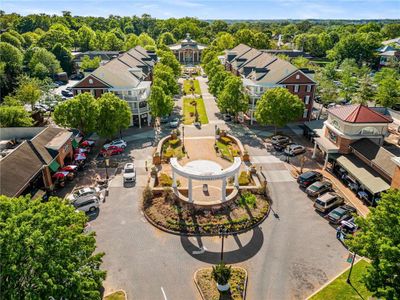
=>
[143,185,153,202]
[212,262,232,285]
[169,139,180,147]
[238,192,257,208]
[216,128,221,135]
[230,147,239,157]
[163,149,174,160]
[238,171,250,186]
[219,136,231,145]
[159,173,173,187]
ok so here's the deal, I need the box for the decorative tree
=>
[217,76,248,121]
[212,262,232,292]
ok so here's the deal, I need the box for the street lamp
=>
[218,226,227,262]
[346,252,357,284]
[105,157,110,180]
[182,126,185,153]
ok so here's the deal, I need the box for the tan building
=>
[168,33,206,65]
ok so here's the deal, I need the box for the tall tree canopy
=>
[217,76,248,119]
[0,42,23,97]
[148,85,174,120]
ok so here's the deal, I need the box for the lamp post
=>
[182,126,185,153]
[218,226,227,262]
[346,252,357,284]
[105,157,110,180]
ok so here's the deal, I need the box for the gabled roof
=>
[328,104,393,124]
[31,127,67,164]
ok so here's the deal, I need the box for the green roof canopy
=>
[48,160,60,172]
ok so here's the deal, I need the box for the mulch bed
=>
[143,190,269,235]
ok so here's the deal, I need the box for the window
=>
[328,129,337,143]
[304,95,310,104]
[360,127,380,135]
[303,109,308,118]
[294,85,299,93]
[296,74,300,80]
[306,85,312,92]
[89,79,93,84]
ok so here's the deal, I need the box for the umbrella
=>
[74,153,86,161]
[61,165,78,172]
[81,140,95,147]
[75,148,88,154]
[52,171,69,179]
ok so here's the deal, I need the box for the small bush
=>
[159,173,173,187]
[238,171,250,186]
[143,185,153,202]
[169,139,180,147]
[238,192,257,208]
[219,136,231,145]
[212,263,232,285]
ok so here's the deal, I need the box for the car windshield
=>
[308,185,320,191]
[315,200,324,206]
[125,168,134,173]
[331,210,345,219]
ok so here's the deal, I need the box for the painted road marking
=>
[161,286,168,300]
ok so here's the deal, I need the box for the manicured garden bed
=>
[104,290,126,300]
[183,79,201,95]
[183,97,209,125]
[195,267,246,300]
[215,137,240,162]
[310,259,372,300]
[161,138,185,161]
[143,189,269,234]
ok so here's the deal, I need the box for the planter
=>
[153,155,161,165]
[217,282,230,292]
[242,153,250,162]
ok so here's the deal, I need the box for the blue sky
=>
[3,0,400,19]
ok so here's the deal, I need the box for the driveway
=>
[90,79,351,300]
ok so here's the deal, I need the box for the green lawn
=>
[310,259,373,300]
[104,291,125,300]
[183,79,201,95]
[183,97,209,125]
[216,140,233,161]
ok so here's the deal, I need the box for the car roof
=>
[317,192,337,201]
[124,163,134,168]
[309,181,323,187]
[300,171,319,178]
[73,194,98,205]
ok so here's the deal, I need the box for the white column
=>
[172,171,177,188]
[312,142,317,159]
[188,178,193,202]
[138,114,141,128]
[221,178,227,202]
[250,97,255,125]
[234,172,239,188]
[323,153,329,169]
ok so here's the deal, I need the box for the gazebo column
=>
[188,178,193,202]
[312,142,318,159]
[172,170,177,188]
[323,153,329,170]
[221,178,227,202]
[234,172,239,188]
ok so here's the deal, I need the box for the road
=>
[90,77,350,300]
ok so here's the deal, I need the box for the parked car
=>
[314,192,344,213]
[61,90,73,97]
[202,74,207,78]
[306,181,332,197]
[101,145,124,156]
[337,218,358,241]
[123,163,136,183]
[271,135,291,145]
[70,73,84,80]
[66,86,73,91]
[326,204,357,224]
[284,144,306,156]
[103,139,127,149]
[73,194,100,213]
[169,118,180,128]
[34,104,49,112]
[55,80,65,86]
[67,186,100,202]
[297,171,323,188]
[160,115,170,123]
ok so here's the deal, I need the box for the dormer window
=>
[296,74,300,80]
[89,79,93,84]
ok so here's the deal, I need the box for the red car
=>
[100,145,124,156]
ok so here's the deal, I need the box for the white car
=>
[103,139,127,150]
[67,186,100,203]
[123,163,136,183]
[73,195,100,213]
[284,144,306,156]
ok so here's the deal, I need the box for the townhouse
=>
[224,44,316,124]
[72,46,157,127]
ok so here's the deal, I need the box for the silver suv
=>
[314,192,344,213]
[73,195,100,213]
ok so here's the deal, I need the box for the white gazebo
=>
[170,157,242,203]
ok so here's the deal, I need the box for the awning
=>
[336,155,390,195]
[48,160,60,172]
[314,136,339,153]
[72,139,79,148]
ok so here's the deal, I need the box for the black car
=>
[326,205,356,224]
[297,171,323,188]
[61,90,73,97]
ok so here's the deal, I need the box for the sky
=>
[2,0,400,20]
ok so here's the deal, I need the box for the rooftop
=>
[328,104,393,124]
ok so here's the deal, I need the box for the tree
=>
[339,59,358,102]
[212,262,232,287]
[208,68,230,97]
[212,32,236,51]
[157,32,176,46]
[148,85,173,122]
[81,55,102,70]
[77,25,96,51]
[346,189,400,299]
[217,76,248,120]
[51,43,73,74]
[153,64,179,95]
[291,56,311,69]
[53,93,98,134]
[37,29,72,50]
[374,68,400,108]
[96,92,131,138]
[0,105,33,127]
[0,32,23,50]
[255,87,305,132]
[354,73,375,105]
[0,195,106,299]
[0,42,23,97]
[124,33,139,50]
[157,50,181,78]
[104,32,124,51]
[137,32,155,48]
[28,47,62,79]
[381,23,400,39]
[13,76,43,110]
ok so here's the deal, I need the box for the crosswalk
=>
[251,155,295,183]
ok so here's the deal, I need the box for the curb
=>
[305,258,365,300]
[193,267,248,300]
[103,289,127,300]
[143,198,271,237]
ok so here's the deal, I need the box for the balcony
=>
[131,105,150,115]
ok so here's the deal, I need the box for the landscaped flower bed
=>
[215,136,241,162]
[143,189,269,235]
[195,267,247,300]
[161,138,185,162]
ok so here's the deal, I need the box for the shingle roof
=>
[328,104,392,123]
[350,138,397,178]
[31,127,66,164]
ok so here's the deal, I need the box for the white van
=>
[73,195,100,213]
[314,192,344,213]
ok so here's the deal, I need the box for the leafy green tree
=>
[28,47,62,79]
[81,55,102,70]
[291,56,311,69]
[217,76,248,120]
[212,32,236,51]
[374,68,400,108]
[0,105,33,127]
[148,85,173,122]
[153,64,179,96]
[381,23,400,39]
[104,32,124,51]
[0,32,23,50]
[0,195,106,299]
[37,29,72,50]
[234,29,255,45]
[157,32,176,46]
[77,25,96,51]
[21,32,39,48]
[96,92,131,138]
[53,93,98,134]
[252,31,271,49]
[339,59,358,102]
[124,33,139,50]
[51,43,73,74]
[13,76,43,110]
[137,32,156,48]
[0,42,23,96]
[354,73,375,105]
[157,50,181,78]
[346,189,400,300]
[208,68,230,97]
[255,87,305,132]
